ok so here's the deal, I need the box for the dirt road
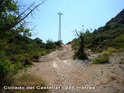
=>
[28,45,124,93]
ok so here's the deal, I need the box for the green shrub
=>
[0,54,14,89]
[0,51,24,90]
[92,53,109,64]
[0,58,14,79]
[40,50,47,56]
[45,40,56,49]
[73,33,88,60]
[55,40,63,47]
[13,61,24,71]
[32,55,40,59]
[107,47,117,54]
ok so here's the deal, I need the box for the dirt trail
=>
[28,45,124,93]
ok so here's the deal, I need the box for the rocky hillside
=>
[71,9,124,52]
[24,45,124,93]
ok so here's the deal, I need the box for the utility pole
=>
[58,12,63,41]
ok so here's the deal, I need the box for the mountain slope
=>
[72,9,124,52]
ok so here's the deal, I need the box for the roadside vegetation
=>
[0,0,61,92]
[92,52,109,64]
[73,31,88,60]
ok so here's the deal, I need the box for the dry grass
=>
[4,70,49,93]
[107,47,117,54]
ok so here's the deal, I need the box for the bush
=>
[0,58,14,79]
[55,40,63,47]
[74,50,88,60]
[45,40,56,49]
[92,53,109,64]
[40,50,47,56]
[32,55,40,59]
[0,51,24,91]
[0,53,14,89]
[107,47,117,54]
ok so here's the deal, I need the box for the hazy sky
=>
[21,0,124,43]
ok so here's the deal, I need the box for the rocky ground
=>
[27,45,124,93]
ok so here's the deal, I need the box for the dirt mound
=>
[27,45,124,93]
[39,45,73,62]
